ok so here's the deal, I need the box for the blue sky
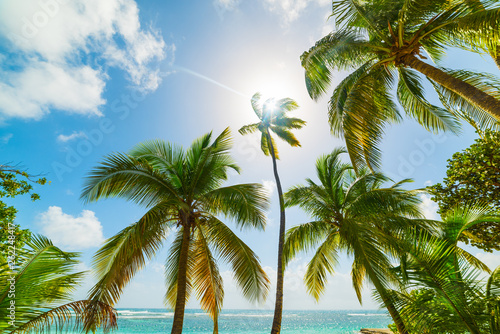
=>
[1,0,499,311]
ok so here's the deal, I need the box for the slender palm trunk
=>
[213,310,219,334]
[402,54,500,120]
[364,264,409,334]
[171,223,191,334]
[267,131,286,334]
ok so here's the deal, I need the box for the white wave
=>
[348,313,388,317]
[220,313,274,318]
[118,310,151,314]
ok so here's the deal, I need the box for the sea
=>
[102,309,392,334]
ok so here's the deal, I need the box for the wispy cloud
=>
[213,0,240,17]
[261,0,330,26]
[0,133,13,144]
[0,0,169,120]
[57,131,87,143]
[262,179,276,197]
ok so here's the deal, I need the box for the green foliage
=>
[384,204,500,333]
[387,288,485,334]
[302,0,500,170]
[0,166,47,259]
[81,128,270,333]
[0,235,117,333]
[283,148,427,332]
[429,130,500,251]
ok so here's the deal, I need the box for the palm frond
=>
[191,229,224,324]
[80,153,181,207]
[301,29,374,100]
[201,183,270,230]
[10,300,117,334]
[397,68,461,134]
[86,202,173,319]
[283,221,334,265]
[304,232,341,301]
[270,127,301,147]
[201,217,270,303]
[164,228,196,309]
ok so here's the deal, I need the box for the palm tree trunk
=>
[362,262,409,334]
[213,310,219,334]
[402,54,500,120]
[267,131,286,334]
[171,223,191,334]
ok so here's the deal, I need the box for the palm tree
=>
[0,235,117,334]
[390,204,500,333]
[283,148,426,334]
[302,0,500,170]
[80,128,270,334]
[239,93,306,334]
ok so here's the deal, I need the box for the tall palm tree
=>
[283,148,426,334]
[0,235,117,334]
[302,0,500,170]
[80,128,270,334]
[389,204,500,333]
[239,93,306,334]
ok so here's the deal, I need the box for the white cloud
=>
[419,194,440,220]
[38,206,106,250]
[261,0,330,25]
[57,131,87,143]
[262,179,276,197]
[214,0,240,16]
[0,0,168,120]
[0,133,13,144]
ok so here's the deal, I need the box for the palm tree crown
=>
[283,148,425,334]
[302,0,500,170]
[80,128,270,334]
[239,93,306,158]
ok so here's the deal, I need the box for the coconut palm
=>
[388,204,500,333]
[238,92,305,334]
[0,235,117,334]
[283,148,426,334]
[302,0,500,170]
[80,128,270,334]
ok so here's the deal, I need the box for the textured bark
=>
[267,131,286,334]
[402,54,500,120]
[171,222,191,334]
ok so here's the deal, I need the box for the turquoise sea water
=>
[104,309,392,334]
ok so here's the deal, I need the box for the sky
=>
[1,0,499,312]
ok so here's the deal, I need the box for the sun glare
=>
[263,98,278,116]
